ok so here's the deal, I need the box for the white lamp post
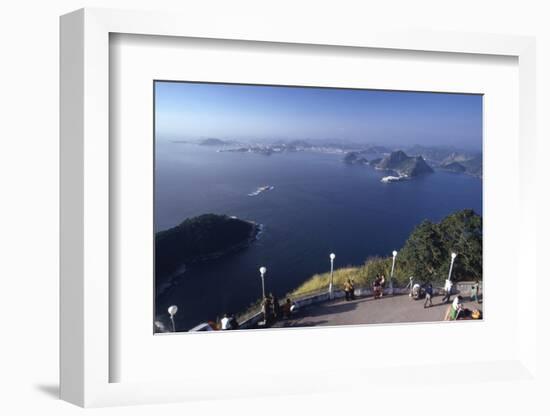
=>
[390,250,397,295]
[448,252,457,282]
[259,266,267,299]
[167,305,178,332]
[329,253,336,299]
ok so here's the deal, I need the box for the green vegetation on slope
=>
[156,214,258,277]
[290,209,482,298]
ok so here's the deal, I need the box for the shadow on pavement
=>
[297,298,360,318]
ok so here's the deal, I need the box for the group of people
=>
[441,278,481,304]
[403,276,482,320]
[372,274,386,299]
[441,280,482,320]
[343,279,356,301]
[215,276,481,328]
[262,293,293,324]
[214,294,295,330]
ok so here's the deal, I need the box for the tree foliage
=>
[399,209,482,283]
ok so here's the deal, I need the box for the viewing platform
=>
[271,293,482,329]
[237,283,483,330]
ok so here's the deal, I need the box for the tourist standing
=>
[344,280,352,301]
[271,293,281,320]
[379,275,386,297]
[262,296,272,324]
[441,278,453,303]
[449,296,464,320]
[220,313,231,330]
[229,314,240,330]
[349,279,356,300]
[471,281,480,303]
[282,298,292,319]
[424,283,433,308]
[372,275,380,299]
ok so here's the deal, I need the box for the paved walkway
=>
[271,293,483,328]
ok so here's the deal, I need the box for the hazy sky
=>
[155,81,483,150]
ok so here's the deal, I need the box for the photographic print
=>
[154,81,483,333]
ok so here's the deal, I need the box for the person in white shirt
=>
[450,296,464,320]
[220,314,231,330]
[441,278,453,303]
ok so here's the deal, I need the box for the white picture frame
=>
[60,7,538,408]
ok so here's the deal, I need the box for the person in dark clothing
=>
[262,296,272,324]
[282,298,292,319]
[271,293,281,320]
[229,314,240,330]
[344,280,352,301]
[373,275,382,299]
[424,282,433,308]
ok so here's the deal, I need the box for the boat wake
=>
[248,185,275,196]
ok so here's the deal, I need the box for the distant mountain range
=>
[405,145,482,178]
[184,138,482,178]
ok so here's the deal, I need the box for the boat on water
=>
[248,185,275,196]
[380,175,408,183]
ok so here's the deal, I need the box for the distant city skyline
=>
[155,81,483,150]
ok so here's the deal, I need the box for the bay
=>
[154,142,482,330]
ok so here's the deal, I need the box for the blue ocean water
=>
[154,143,482,330]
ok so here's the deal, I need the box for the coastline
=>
[156,219,261,299]
[159,218,261,273]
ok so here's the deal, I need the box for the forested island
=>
[155,214,260,277]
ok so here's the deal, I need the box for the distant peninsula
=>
[343,151,370,165]
[198,138,236,146]
[440,154,482,178]
[155,214,260,277]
